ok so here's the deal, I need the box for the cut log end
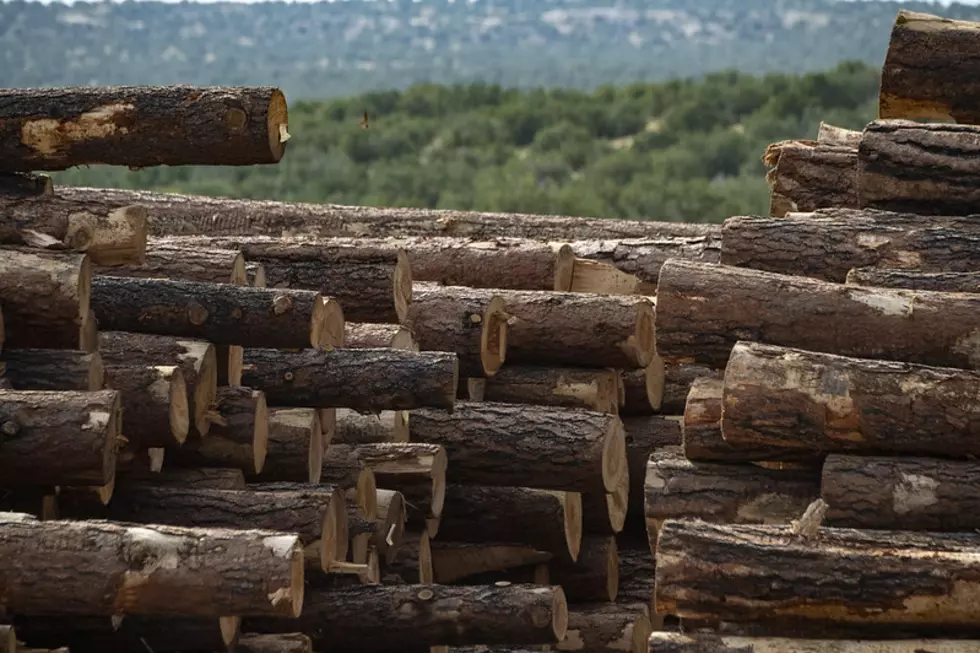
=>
[310,409,328,484]
[394,410,410,442]
[220,616,241,647]
[79,308,98,352]
[230,251,247,284]
[564,491,584,562]
[429,447,449,520]
[601,419,628,494]
[394,249,413,324]
[552,586,570,641]
[632,301,656,368]
[247,262,267,288]
[320,486,347,570]
[266,89,290,162]
[645,355,666,412]
[252,391,270,474]
[168,366,191,445]
[314,296,345,349]
[78,253,93,323]
[482,295,509,376]
[553,243,576,292]
[190,341,219,437]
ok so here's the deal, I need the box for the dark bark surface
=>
[0,171,51,196]
[344,323,417,351]
[385,530,433,584]
[237,633,312,653]
[429,541,550,584]
[620,361,668,416]
[350,443,446,527]
[567,236,721,285]
[104,363,189,447]
[847,267,980,293]
[246,407,320,484]
[624,415,681,533]
[12,615,238,653]
[334,408,409,445]
[647,633,977,653]
[550,535,618,602]
[116,467,247,490]
[98,242,245,284]
[0,349,103,391]
[167,385,267,473]
[483,366,621,414]
[762,140,858,216]
[561,602,652,653]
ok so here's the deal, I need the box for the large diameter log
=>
[350,443,447,532]
[655,259,980,370]
[723,341,980,458]
[429,541,551,584]
[654,518,980,628]
[246,407,321,483]
[12,615,239,653]
[344,323,418,351]
[0,349,103,391]
[241,348,458,412]
[761,140,858,216]
[0,511,303,617]
[0,86,288,171]
[406,285,508,377]
[334,408,409,445]
[104,364,189,447]
[0,248,89,349]
[564,236,721,286]
[847,267,980,293]
[97,243,245,284]
[90,276,336,350]
[550,535,618,602]
[483,366,620,414]
[409,402,627,494]
[557,602,652,653]
[243,584,568,650]
[647,633,980,653]
[237,633,312,653]
[0,389,121,486]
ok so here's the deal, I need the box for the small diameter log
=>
[761,140,858,217]
[319,446,378,519]
[624,415,681,532]
[654,518,980,628]
[96,242,245,285]
[345,501,376,564]
[98,332,218,437]
[335,408,410,445]
[482,366,620,414]
[0,195,146,266]
[0,85,288,170]
[243,583,568,651]
[581,468,628,535]
[409,402,627,495]
[847,267,980,293]
[648,633,980,653]
[723,341,980,458]
[568,256,652,296]
[643,450,820,554]
[660,358,720,416]
[817,122,862,147]
[12,615,239,653]
[0,349,103,391]
[0,389,120,487]
[0,247,89,349]
[247,262,267,287]
[351,443,446,534]
[237,633,312,653]
[241,348,458,413]
[656,259,980,370]
[0,510,303,617]
[117,467,247,490]
[90,276,337,350]
[385,530,433,584]
[374,489,406,564]
[550,535,619,602]
[103,363,189,447]
[167,386,268,474]
[345,322,418,351]
[244,407,323,483]
[564,236,721,286]
[0,171,51,196]
[620,361,666,416]
[429,541,551,584]
[557,602,653,653]
[437,485,582,562]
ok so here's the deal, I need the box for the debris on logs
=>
[482,366,621,414]
[344,323,418,351]
[97,242,246,284]
[350,443,447,534]
[0,349,103,391]
[246,407,322,483]
[846,267,980,293]
[103,363,190,447]
[550,535,618,602]
[761,140,858,216]
[334,408,410,445]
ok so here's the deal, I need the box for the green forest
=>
[54,60,880,224]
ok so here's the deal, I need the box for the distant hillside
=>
[1,0,978,99]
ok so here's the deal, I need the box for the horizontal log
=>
[647,633,980,653]
[334,408,410,445]
[95,242,245,284]
[559,602,652,653]
[104,363,189,447]
[564,235,721,286]
[482,366,621,414]
[0,85,288,170]
[566,256,652,296]
[344,322,418,351]
[847,267,980,293]
[617,547,655,616]
[550,535,618,602]
[429,541,551,584]
[581,469,628,535]
[241,348,458,412]
[79,307,97,353]
[245,407,321,483]
[0,389,120,486]
[0,171,51,196]
[237,633,312,653]
[0,511,303,617]
[246,261,266,287]
[817,122,862,147]
[624,415,681,532]
[343,501,375,565]
[762,139,858,216]
[384,529,433,584]
[0,349,103,391]
[116,466,247,490]
[318,445,378,519]
[12,615,239,653]
[350,443,447,533]
[374,488,405,564]
[655,259,980,370]
[723,341,980,458]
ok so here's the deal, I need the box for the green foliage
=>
[52,61,880,224]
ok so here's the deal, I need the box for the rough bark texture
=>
[98,242,245,284]
[12,615,239,653]
[344,323,417,351]
[104,363,189,447]
[406,285,508,377]
[384,530,433,584]
[762,140,858,216]
[847,267,980,293]
[483,366,621,414]
[246,407,321,484]
[550,535,618,602]
[351,443,447,529]
[879,10,980,125]
[0,85,288,170]
[243,583,568,650]
[0,389,120,486]
[721,211,980,283]
[237,633,313,653]
[0,511,303,617]
[557,602,652,653]
[116,466,247,490]
[91,275,329,349]
[335,408,410,445]
[656,259,980,370]
[723,341,980,458]
[374,488,405,564]
[344,501,377,564]
[429,541,552,584]
[654,518,980,628]
[817,122,862,147]
[655,358,717,416]
[167,386,267,474]
[241,348,458,413]
[624,415,682,532]
[566,236,721,286]
[0,349,103,391]
[317,447,377,522]
[0,171,51,196]
[619,364,659,417]
[409,402,626,494]
[647,633,980,653]
[617,547,655,612]
[247,261,266,287]
[0,247,89,349]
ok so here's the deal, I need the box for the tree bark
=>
[12,615,239,653]
[103,363,190,447]
[90,276,333,350]
[247,261,266,287]
[344,500,377,565]
[334,408,410,445]
[624,415,682,532]
[405,285,508,377]
[620,361,667,416]
[0,247,89,349]
[565,236,721,286]
[0,511,303,617]
[0,389,121,487]
[817,122,862,147]
[616,547,655,615]
[344,323,418,351]
[720,211,980,283]
[318,446,378,519]
[558,602,652,653]
[116,466,247,490]
[409,402,627,494]
[847,267,980,293]
[350,443,447,533]
[482,366,621,414]
[649,633,980,653]
[581,469,628,535]
[762,140,858,216]
[550,535,618,602]
[654,518,980,629]
[0,85,288,171]
[245,407,321,484]
[0,195,147,267]
[98,242,246,284]
[374,488,406,565]
[0,349,103,391]
[723,341,980,458]
[241,348,458,413]
[567,256,652,296]
[0,171,52,196]
[384,530,433,584]
[237,633,312,653]
[429,541,552,584]
[243,583,568,651]
[656,258,980,370]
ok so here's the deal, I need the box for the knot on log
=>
[224,107,248,132]
[186,301,209,326]
[273,293,293,315]
[1,420,20,437]
[417,588,434,601]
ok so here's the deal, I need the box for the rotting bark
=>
[350,443,446,532]
[334,408,410,445]
[565,236,721,286]
[550,535,619,602]
[429,541,552,584]
[245,407,321,484]
[344,323,418,351]
[0,349,103,391]
[103,363,189,447]
[98,242,245,284]
[847,267,980,293]
[762,140,858,216]
[483,366,621,414]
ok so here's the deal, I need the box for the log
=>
[816,122,862,147]
[245,407,322,483]
[437,485,581,562]
[103,363,189,447]
[616,547,655,616]
[241,348,458,412]
[374,488,406,564]
[847,267,980,293]
[0,511,303,617]
[246,261,266,287]
[318,446,378,519]
[405,285,508,377]
[0,85,288,170]
[116,467,247,490]
[655,259,980,370]
[459,562,550,586]
[0,625,14,653]
[482,366,620,414]
[384,530,433,584]
[334,408,410,445]
[550,535,618,602]
[0,349,103,391]
[237,633,312,653]
[581,466,628,535]
[350,443,447,534]
[344,501,376,564]
[12,615,239,653]
[0,195,146,267]
[648,633,980,653]
[761,140,858,216]
[95,242,245,284]
[620,361,666,416]
[564,236,721,286]
[0,389,121,486]
[557,602,652,653]
[90,276,338,350]
[98,332,218,437]
[429,541,552,584]
[166,386,268,474]
[879,10,980,124]
[624,415,681,531]
[643,450,819,553]
[0,171,51,196]
[0,247,89,349]
[79,307,97,353]
[243,584,568,651]
[720,211,980,283]
[344,322,418,351]
[409,402,627,494]
[654,518,980,629]
[567,257,652,296]
[722,341,980,458]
